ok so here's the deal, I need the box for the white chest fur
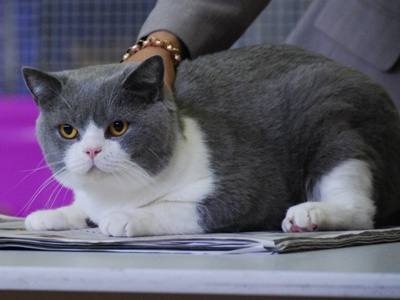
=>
[73,117,215,224]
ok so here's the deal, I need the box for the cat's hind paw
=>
[281,202,326,233]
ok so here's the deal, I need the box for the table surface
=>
[1,243,400,298]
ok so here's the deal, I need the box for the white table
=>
[1,242,400,299]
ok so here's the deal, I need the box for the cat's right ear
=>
[22,67,62,109]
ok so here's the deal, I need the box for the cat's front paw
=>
[25,208,87,231]
[99,211,153,237]
[282,202,326,233]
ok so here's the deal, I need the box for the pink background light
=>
[0,96,72,217]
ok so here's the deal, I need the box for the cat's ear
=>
[122,56,164,100]
[22,67,62,108]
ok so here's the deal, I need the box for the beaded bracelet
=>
[120,36,182,66]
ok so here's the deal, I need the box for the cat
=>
[22,44,400,237]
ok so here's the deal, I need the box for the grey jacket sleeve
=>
[138,0,269,58]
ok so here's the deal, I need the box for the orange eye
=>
[109,120,129,137]
[59,124,78,139]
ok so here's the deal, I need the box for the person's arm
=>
[139,0,269,59]
[125,0,269,88]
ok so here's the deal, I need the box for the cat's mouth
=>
[86,165,107,177]
[72,160,116,179]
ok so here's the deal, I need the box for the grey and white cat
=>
[22,44,400,237]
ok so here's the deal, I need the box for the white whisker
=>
[18,167,67,216]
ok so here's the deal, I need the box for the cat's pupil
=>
[113,121,124,132]
[63,125,73,134]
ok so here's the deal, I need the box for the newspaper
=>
[1,214,400,254]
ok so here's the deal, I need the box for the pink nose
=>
[85,147,102,159]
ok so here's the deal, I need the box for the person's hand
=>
[124,31,180,90]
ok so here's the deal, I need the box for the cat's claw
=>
[282,202,325,233]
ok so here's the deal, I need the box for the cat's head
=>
[22,56,179,190]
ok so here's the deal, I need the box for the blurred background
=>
[0,0,311,216]
[0,0,312,94]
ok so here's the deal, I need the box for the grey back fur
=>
[175,44,400,231]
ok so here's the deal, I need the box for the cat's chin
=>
[86,166,107,177]
[57,166,113,188]
[82,167,118,184]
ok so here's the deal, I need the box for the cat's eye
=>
[109,120,129,137]
[59,124,78,139]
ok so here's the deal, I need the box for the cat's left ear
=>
[122,56,164,101]
[22,67,62,109]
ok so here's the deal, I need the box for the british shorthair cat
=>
[22,44,400,237]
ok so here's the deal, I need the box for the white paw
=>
[25,208,87,231]
[25,210,70,231]
[282,202,326,233]
[99,211,153,237]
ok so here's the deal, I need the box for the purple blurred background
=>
[0,95,72,216]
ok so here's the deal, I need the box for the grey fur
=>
[22,45,400,232]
